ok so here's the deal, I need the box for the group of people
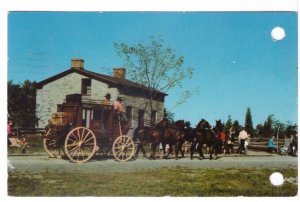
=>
[216,127,250,155]
[102,93,128,122]
[102,93,131,132]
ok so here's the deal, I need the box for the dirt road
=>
[8,151,298,173]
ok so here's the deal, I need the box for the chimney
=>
[71,58,84,69]
[113,68,126,79]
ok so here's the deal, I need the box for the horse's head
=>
[158,118,169,127]
[173,120,186,129]
[214,119,224,132]
[197,119,211,130]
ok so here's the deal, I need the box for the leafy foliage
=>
[114,36,194,122]
[8,80,38,127]
[245,107,254,134]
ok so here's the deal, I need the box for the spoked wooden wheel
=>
[43,128,64,158]
[112,135,135,162]
[64,127,97,163]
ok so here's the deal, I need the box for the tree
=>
[245,107,254,135]
[8,80,38,127]
[285,122,298,138]
[224,115,233,133]
[163,108,175,123]
[114,36,193,124]
[232,120,242,133]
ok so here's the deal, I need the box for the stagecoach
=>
[42,94,135,163]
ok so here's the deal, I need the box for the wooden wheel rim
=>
[43,128,62,158]
[112,135,135,162]
[64,127,97,163]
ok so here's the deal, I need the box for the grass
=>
[8,167,298,196]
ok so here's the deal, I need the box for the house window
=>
[151,110,157,126]
[82,78,91,95]
[138,110,145,127]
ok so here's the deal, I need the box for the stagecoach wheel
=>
[112,135,135,162]
[64,127,97,163]
[43,128,63,158]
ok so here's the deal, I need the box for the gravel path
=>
[8,151,298,173]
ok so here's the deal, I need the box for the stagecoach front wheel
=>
[112,135,135,162]
[64,127,97,163]
[43,128,63,158]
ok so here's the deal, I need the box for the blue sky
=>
[8,12,297,127]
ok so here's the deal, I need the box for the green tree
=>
[8,80,37,127]
[245,107,254,135]
[232,120,242,133]
[114,36,193,124]
[284,122,298,138]
[163,108,175,123]
[224,115,233,133]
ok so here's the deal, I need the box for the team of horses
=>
[133,118,225,160]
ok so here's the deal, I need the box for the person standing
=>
[238,128,248,154]
[267,136,278,153]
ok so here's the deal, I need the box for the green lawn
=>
[8,167,298,196]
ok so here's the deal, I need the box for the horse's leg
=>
[190,142,196,160]
[161,143,167,158]
[150,142,158,159]
[198,144,204,160]
[135,144,140,156]
[174,142,181,160]
[176,140,185,159]
[213,142,218,159]
[141,143,147,157]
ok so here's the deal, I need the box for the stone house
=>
[36,58,167,135]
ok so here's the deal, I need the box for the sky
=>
[7,11,298,127]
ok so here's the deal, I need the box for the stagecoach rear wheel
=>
[112,135,135,162]
[43,128,64,158]
[64,127,97,163]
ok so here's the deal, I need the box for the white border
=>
[1,0,298,12]
[0,0,298,201]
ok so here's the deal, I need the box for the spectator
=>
[244,134,251,155]
[267,136,278,153]
[220,131,225,153]
[225,128,235,154]
[237,128,248,154]
[290,133,298,157]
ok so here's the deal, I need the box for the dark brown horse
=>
[213,119,224,154]
[190,119,218,160]
[132,119,187,159]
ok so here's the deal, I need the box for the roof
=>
[36,67,167,98]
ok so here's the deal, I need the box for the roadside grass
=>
[8,167,297,196]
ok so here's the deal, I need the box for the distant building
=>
[36,58,167,135]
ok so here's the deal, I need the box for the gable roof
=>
[36,67,167,98]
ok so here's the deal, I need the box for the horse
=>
[213,119,224,154]
[190,119,218,160]
[132,126,150,157]
[132,119,188,160]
